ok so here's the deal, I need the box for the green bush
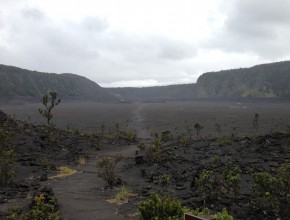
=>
[214,208,234,220]
[195,170,220,203]
[161,131,173,142]
[97,154,122,187]
[251,162,290,218]
[221,162,241,199]
[137,141,146,151]
[120,130,137,142]
[0,128,15,186]
[178,134,191,146]
[7,194,62,220]
[38,91,61,125]
[138,193,183,220]
[195,162,241,203]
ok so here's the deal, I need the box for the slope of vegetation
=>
[0,64,117,101]
[196,61,290,98]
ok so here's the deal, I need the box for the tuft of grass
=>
[107,186,137,205]
[48,166,77,179]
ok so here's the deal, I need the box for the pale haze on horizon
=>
[0,0,290,87]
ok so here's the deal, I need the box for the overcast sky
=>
[1,0,290,87]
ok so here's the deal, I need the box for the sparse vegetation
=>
[178,133,191,146]
[215,123,221,137]
[7,193,62,220]
[221,162,241,199]
[2,86,290,220]
[138,192,183,220]
[195,161,241,204]
[252,113,259,130]
[38,91,61,125]
[48,166,77,179]
[194,122,203,139]
[161,130,173,142]
[0,128,15,186]
[251,162,290,218]
[137,141,146,151]
[97,154,122,187]
[214,208,234,220]
[108,186,136,205]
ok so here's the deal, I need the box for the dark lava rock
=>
[135,156,144,165]
[0,110,7,124]
[40,173,48,181]
[143,186,152,190]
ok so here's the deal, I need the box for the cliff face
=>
[0,65,117,101]
[196,61,290,98]
[1,60,290,102]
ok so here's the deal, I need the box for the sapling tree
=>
[100,123,105,138]
[0,128,16,186]
[194,122,203,139]
[215,123,221,138]
[252,113,259,130]
[38,91,61,125]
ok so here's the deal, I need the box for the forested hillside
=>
[0,65,117,101]
[196,61,290,98]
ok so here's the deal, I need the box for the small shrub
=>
[159,174,171,188]
[7,205,23,220]
[88,133,101,150]
[178,134,191,146]
[137,141,146,151]
[215,123,222,137]
[97,154,122,187]
[100,123,105,138]
[7,194,62,220]
[211,155,221,164]
[252,113,259,130]
[217,137,233,146]
[138,192,183,220]
[194,122,203,139]
[144,138,162,163]
[161,131,173,142]
[0,149,16,185]
[0,128,15,186]
[221,162,241,199]
[251,162,290,218]
[120,130,137,142]
[214,208,234,220]
[108,186,136,205]
[195,170,220,203]
[38,91,61,125]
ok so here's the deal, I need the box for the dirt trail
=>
[43,103,150,220]
[45,144,139,220]
[128,103,150,139]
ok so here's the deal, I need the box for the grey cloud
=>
[0,10,3,29]
[22,7,44,21]
[81,16,109,32]
[158,41,196,60]
[207,0,290,58]
[0,3,200,86]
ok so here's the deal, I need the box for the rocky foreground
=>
[0,110,91,218]
[0,110,290,219]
